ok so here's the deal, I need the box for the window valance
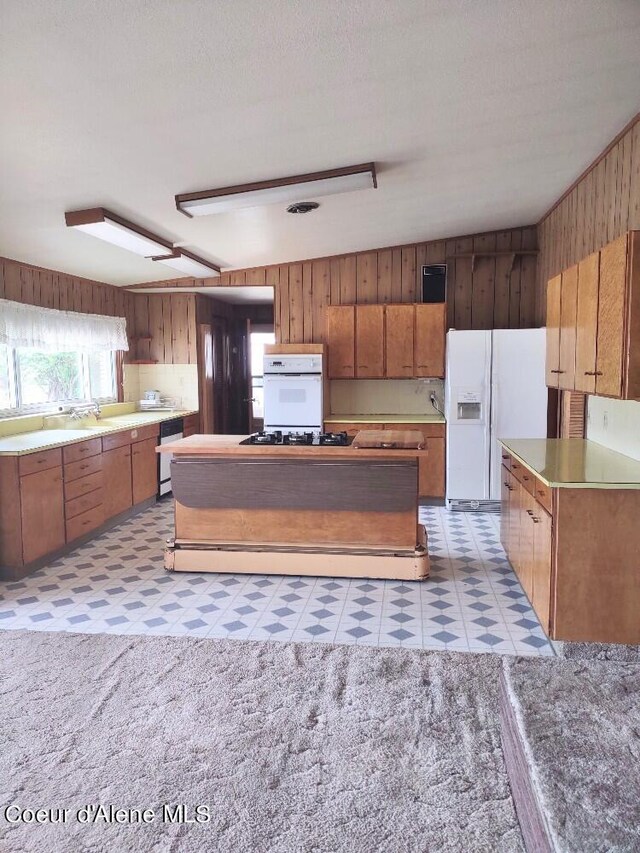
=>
[0,299,129,352]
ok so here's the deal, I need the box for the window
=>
[0,346,117,416]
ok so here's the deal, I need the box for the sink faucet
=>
[67,401,102,420]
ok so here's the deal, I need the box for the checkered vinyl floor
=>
[0,501,554,656]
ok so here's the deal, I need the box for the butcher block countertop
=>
[158,434,428,460]
[500,438,640,489]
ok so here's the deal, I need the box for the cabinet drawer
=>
[62,437,102,465]
[64,470,103,501]
[500,450,512,471]
[64,453,103,483]
[532,481,552,515]
[65,487,103,520]
[18,448,62,477]
[102,424,158,452]
[66,504,105,543]
[510,458,526,483]
[520,468,537,497]
[324,422,379,437]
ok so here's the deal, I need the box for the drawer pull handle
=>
[526,509,534,516]
[584,371,603,376]
[550,369,565,374]
[532,517,540,524]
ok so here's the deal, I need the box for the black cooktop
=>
[240,431,350,447]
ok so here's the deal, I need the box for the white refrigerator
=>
[445,328,548,510]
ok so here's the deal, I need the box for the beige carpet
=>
[0,630,523,852]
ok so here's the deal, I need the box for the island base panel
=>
[165,539,429,581]
[175,503,419,549]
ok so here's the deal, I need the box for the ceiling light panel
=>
[176,163,376,216]
[153,251,220,278]
[65,208,173,258]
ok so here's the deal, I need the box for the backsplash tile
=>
[330,379,444,417]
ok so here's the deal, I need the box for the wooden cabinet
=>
[545,230,640,399]
[132,437,158,504]
[596,234,628,397]
[102,445,133,519]
[21,466,65,564]
[183,414,200,437]
[355,305,385,378]
[558,264,578,389]
[531,507,552,631]
[326,306,355,378]
[501,458,552,633]
[574,252,600,393]
[384,423,445,498]
[326,302,446,380]
[414,304,446,378]
[545,274,562,388]
[385,305,414,378]
[324,422,378,437]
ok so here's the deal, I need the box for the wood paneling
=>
[0,257,199,366]
[173,227,537,344]
[538,114,640,324]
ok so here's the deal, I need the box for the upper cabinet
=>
[545,231,640,399]
[326,303,446,380]
[327,305,356,378]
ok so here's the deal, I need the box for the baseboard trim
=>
[0,497,157,581]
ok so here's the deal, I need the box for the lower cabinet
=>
[132,437,158,504]
[20,466,66,564]
[102,445,133,518]
[501,462,552,633]
[325,421,446,499]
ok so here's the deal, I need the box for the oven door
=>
[263,373,323,429]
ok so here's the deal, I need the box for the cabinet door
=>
[326,306,355,378]
[20,467,65,563]
[596,233,628,398]
[385,305,415,378]
[545,274,562,387]
[132,437,158,504]
[531,507,552,633]
[355,305,385,378]
[518,490,535,600]
[500,465,513,552]
[574,251,600,393]
[418,438,445,498]
[558,264,578,389]
[414,304,446,378]
[102,445,132,519]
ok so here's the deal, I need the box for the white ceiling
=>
[1,0,639,286]
[128,285,274,304]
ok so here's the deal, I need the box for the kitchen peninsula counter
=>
[158,434,429,581]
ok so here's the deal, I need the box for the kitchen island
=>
[158,434,429,580]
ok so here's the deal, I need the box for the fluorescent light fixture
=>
[65,207,174,257]
[175,162,377,217]
[152,249,220,278]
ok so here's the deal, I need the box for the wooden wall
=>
[138,225,538,344]
[537,114,640,313]
[0,256,133,325]
[0,257,201,366]
[129,293,198,364]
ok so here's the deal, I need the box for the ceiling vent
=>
[286,201,319,214]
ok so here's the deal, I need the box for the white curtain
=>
[0,299,129,352]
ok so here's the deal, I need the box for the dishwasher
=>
[158,417,184,497]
